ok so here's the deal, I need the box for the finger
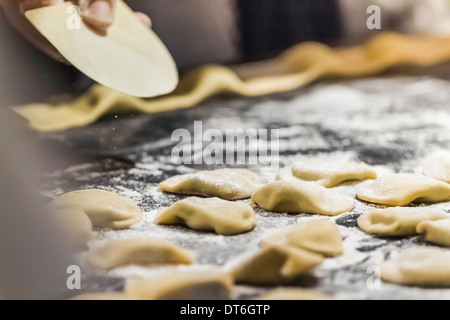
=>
[77,0,116,33]
[135,12,151,28]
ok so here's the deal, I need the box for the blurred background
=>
[2,0,450,106]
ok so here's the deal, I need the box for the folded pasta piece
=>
[260,219,343,257]
[357,207,448,236]
[158,169,263,200]
[87,237,195,269]
[232,245,324,286]
[380,247,450,287]
[423,151,450,184]
[51,189,142,229]
[417,219,450,247]
[277,160,377,187]
[257,288,334,300]
[125,269,233,300]
[251,180,354,216]
[53,208,94,250]
[356,174,450,206]
[156,197,256,235]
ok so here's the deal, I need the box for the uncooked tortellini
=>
[158,168,263,200]
[251,180,354,216]
[380,247,450,287]
[53,208,94,249]
[356,174,450,206]
[232,245,324,285]
[417,219,450,247]
[277,159,377,187]
[357,207,448,236]
[125,269,233,300]
[260,219,343,257]
[51,189,142,229]
[422,151,450,184]
[156,197,256,235]
[87,237,195,269]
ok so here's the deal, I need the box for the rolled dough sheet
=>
[14,32,450,131]
[25,1,178,98]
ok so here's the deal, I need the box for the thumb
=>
[77,0,116,33]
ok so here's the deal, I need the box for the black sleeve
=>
[236,0,342,61]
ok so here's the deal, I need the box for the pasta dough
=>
[125,269,233,300]
[257,288,334,300]
[251,180,354,216]
[356,174,450,206]
[260,220,343,257]
[277,160,377,187]
[423,151,450,184]
[158,169,263,200]
[51,189,142,229]
[232,245,324,285]
[71,293,132,300]
[14,33,450,132]
[26,1,178,98]
[380,247,450,287]
[156,197,256,235]
[53,208,94,249]
[357,207,448,236]
[87,237,195,269]
[417,219,450,247]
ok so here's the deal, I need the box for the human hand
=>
[0,0,151,62]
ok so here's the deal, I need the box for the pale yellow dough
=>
[356,173,450,206]
[251,180,354,216]
[87,237,195,269]
[380,247,450,287]
[53,208,94,249]
[15,33,450,132]
[357,207,448,236]
[423,151,450,184]
[232,245,324,285]
[158,168,263,200]
[156,197,256,235]
[417,219,450,247]
[260,220,343,257]
[257,288,334,300]
[277,160,377,187]
[51,189,142,229]
[125,269,233,300]
[26,1,178,98]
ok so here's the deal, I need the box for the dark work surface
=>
[40,66,450,300]
[237,0,342,61]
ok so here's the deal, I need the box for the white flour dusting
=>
[46,73,450,299]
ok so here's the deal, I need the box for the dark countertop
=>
[40,66,450,300]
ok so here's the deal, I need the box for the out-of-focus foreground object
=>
[0,110,75,299]
[25,1,178,97]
